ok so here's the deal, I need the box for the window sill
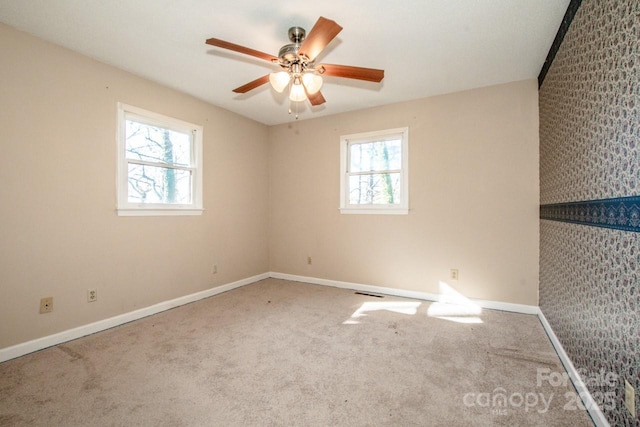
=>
[339,207,408,215]
[117,208,204,217]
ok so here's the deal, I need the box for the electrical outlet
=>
[450,269,459,280]
[39,297,53,314]
[212,264,217,274]
[87,289,97,303]
[307,256,312,265]
[625,379,636,417]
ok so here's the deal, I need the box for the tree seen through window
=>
[125,120,192,204]
[348,139,402,205]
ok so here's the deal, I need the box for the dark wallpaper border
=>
[537,0,583,87]
[540,196,640,233]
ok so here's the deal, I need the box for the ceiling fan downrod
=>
[288,26,306,44]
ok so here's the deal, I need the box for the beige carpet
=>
[0,278,593,426]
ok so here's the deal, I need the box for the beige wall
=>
[0,24,269,348]
[0,22,540,350]
[268,79,540,305]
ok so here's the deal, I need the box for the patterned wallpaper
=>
[539,0,639,204]
[539,0,639,426]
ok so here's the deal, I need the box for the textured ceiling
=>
[0,0,569,125]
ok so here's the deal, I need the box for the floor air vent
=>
[354,292,384,298]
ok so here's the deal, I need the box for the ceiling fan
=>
[205,16,384,111]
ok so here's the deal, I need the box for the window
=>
[340,127,409,214]
[117,103,203,216]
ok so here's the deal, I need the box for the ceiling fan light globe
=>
[269,72,290,93]
[289,83,307,102]
[302,73,323,95]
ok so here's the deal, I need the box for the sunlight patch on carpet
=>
[427,281,483,324]
[343,301,421,325]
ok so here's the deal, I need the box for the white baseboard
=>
[537,309,609,427]
[0,272,270,363]
[2,269,607,427]
[0,271,540,363]
[269,272,539,315]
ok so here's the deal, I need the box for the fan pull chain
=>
[288,101,300,120]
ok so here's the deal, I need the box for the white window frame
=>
[340,127,409,215]
[116,103,203,216]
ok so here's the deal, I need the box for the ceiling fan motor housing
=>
[278,43,300,63]
[279,26,308,64]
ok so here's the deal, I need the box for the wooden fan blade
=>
[306,90,326,106]
[232,75,270,93]
[298,17,343,61]
[317,64,384,82]
[206,38,278,63]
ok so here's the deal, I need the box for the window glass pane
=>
[348,173,401,205]
[127,163,192,204]
[349,139,402,172]
[125,119,191,167]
